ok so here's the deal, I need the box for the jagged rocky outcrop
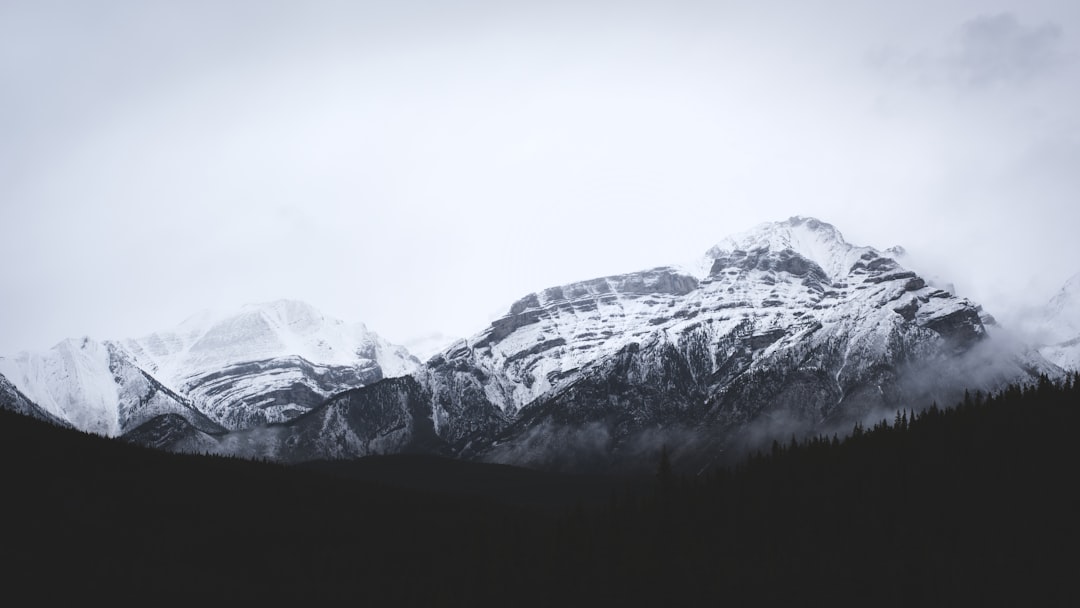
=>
[129,217,1054,470]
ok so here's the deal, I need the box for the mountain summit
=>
[703,216,868,281]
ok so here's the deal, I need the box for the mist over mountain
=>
[4,4,1078,602]
[429,216,1057,470]
[9,216,1056,472]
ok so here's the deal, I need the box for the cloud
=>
[950,13,1064,86]
[872,12,1066,89]
[4,1,1080,357]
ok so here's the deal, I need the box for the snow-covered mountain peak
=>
[1042,273,1080,337]
[2,299,421,434]
[115,300,420,429]
[1049,273,1080,310]
[237,299,354,332]
[0,337,137,436]
[42,335,100,354]
[704,216,872,281]
[422,215,1001,429]
[1036,272,1080,370]
[126,300,396,374]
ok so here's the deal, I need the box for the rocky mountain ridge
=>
[0,300,420,435]
[106,217,1061,471]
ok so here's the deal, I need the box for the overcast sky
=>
[2,0,1079,354]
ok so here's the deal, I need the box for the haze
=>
[3,0,1079,354]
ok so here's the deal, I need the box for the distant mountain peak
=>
[134,300,380,369]
[115,299,419,428]
[238,299,340,326]
[711,216,845,247]
[1,299,420,434]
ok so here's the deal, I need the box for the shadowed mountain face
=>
[127,218,1056,471]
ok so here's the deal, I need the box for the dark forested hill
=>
[2,372,1077,606]
[537,372,1080,606]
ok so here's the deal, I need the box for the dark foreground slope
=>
[0,411,570,603]
[2,373,1078,606]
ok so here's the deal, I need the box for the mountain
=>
[453,216,1050,469]
[117,300,420,429]
[0,372,67,426]
[1034,273,1080,371]
[5,375,1078,605]
[126,375,441,461]
[138,217,1053,470]
[1,300,420,435]
[0,337,219,435]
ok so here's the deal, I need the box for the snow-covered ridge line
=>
[427,216,1044,424]
[4,217,1068,470]
[0,300,420,435]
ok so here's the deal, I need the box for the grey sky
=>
[2,0,1079,353]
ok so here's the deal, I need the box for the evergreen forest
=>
[2,373,1077,606]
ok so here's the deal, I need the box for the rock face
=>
[132,217,1052,470]
[446,216,1031,469]
[126,376,444,463]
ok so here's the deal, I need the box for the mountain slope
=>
[1035,273,1080,370]
[130,376,445,462]
[118,300,420,429]
[0,372,67,426]
[2,300,421,436]
[0,338,219,435]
